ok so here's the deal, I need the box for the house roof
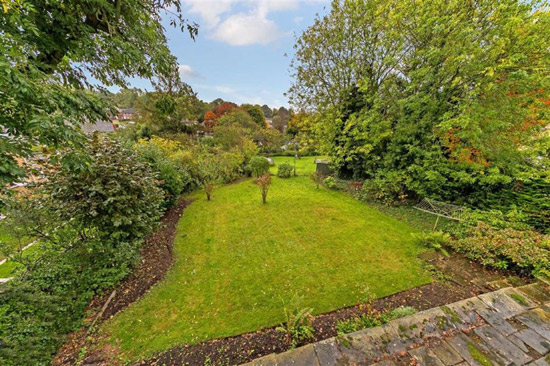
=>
[82,120,115,134]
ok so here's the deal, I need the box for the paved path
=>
[243,283,550,366]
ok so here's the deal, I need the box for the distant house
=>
[118,108,137,121]
[265,118,273,128]
[109,108,137,122]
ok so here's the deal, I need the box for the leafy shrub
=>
[451,222,550,277]
[197,154,221,201]
[361,171,409,204]
[276,306,315,348]
[248,156,270,177]
[413,231,451,257]
[324,176,337,189]
[0,137,164,366]
[277,163,294,178]
[134,137,194,207]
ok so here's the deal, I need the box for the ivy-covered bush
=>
[277,163,294,178]
[248,156,270,177]
[0,137,165,366]
[451,222,550,277]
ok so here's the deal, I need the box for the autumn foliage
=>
[202,103,238,132]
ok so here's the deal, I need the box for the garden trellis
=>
[413,198,465,230]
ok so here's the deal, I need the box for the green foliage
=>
[0,137,164,365]
[324,176,337,189]
[0,0,197,186]
[451,222,550,277]
[336,306,416,335]
[248,156,270,177]
[361,172,408,204]
[261,105,273,119]
[241,104,266,127]
[197,154,221,201]
[289,0,550,219]
[134,137,194,207]
[413,231,451,257]
[277,163,294,178]
[272,107,291,133]
[276,299,315,348]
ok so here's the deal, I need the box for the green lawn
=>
[268,155,326,176]
[102,158,431,361]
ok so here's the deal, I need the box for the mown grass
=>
[102,157,431,361]
[268,155,326,176]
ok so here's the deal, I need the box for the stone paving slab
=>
[517,283,550,305]
[241,284,550,366]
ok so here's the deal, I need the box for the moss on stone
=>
[441,306,462,323]
[467,343,493,366]
[509,293,529,306]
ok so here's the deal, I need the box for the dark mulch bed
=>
[96,198,190,320]
[138,254,525,366]
[53,199,190,366]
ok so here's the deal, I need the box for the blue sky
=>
[129,0,329,108]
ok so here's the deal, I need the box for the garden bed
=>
[54,199,190,366]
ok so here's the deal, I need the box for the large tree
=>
[289,0,550,205]
[272,107,291,133]
[0,0,198,185]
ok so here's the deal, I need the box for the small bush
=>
[277,163,294,178]
[451,222,550,277]
[134,137,194,208]
[413,231,451,257]
[361,171,408,204]
[276,305,314,348]
[324,176,337,189]
[248,156,270,177]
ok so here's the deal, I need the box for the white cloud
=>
[293,16,304,24]
[182,0,303,46]
[210,12,282,46]
[215,85,237,94]
[178,64,198,79]
[183,0,236,28]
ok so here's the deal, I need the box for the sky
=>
[128,0,330,108]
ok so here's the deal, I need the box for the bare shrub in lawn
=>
[309,171,324,189]
[198,156,220,201]
[257,173,271,204]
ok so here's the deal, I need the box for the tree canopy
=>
[0,0,198,185]
[289,0,550,208]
